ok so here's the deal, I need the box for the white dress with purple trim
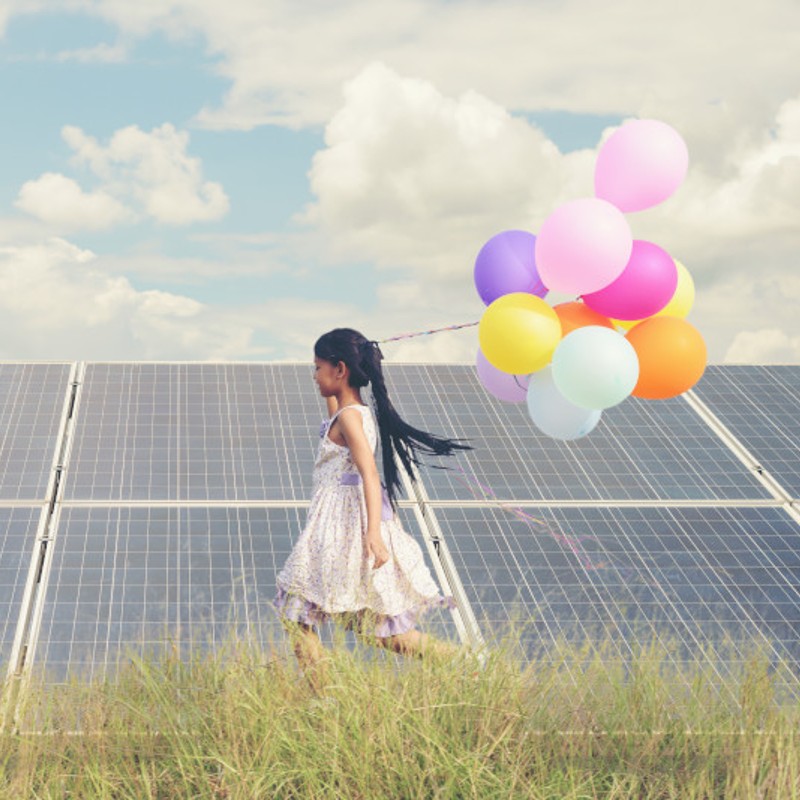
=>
[272,403,456,637]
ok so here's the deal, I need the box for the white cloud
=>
[632,94,800,246]
[295,63,800,364]
[302,65,799,280]
[60,0,797,142]
[14,124,229,232]
[724,329,800,364]
[63,123,230,225]
[54,41,127,62]
[301,62,591,276]
[0,239,263,360]
[3,2,798,364]
[15,172,132,231]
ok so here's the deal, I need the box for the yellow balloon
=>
[612,260,695,331]
[660,259,695,318]
[478,293,561,374]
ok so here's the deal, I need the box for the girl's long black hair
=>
[314,328,473,511]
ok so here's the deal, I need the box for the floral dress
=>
[272,402,457,637]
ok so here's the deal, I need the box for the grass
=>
[0,618,799,799]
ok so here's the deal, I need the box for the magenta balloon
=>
[476,348,530,403]
[582,240,678,320]
[534,198,632,295]
[594,119,689,213]
[474,230,547,305]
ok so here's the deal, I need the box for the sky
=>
[0,0,798,365]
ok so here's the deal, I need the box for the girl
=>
[272,327,474,695]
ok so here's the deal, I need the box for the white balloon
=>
[526,366,602,440]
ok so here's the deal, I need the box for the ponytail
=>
[314,328,472,511]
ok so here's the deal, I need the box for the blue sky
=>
[0,2,797,363]
[1,13,320,301]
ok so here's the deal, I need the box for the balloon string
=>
[374,319,661,583]
[449,465,606,572]
[374,297,583,345]
[373,321,612,571]
[376,320,531,395]
[449,465,672,589]
[377,320,479,344]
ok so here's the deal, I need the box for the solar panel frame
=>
[426,503,800,694]
[692,365,800,499]
[0,507,46,675]
[60,363,792,505]
[25,503,458,685]
[0,364,72,502]
[62,364,331,503]
[382,364,774,503]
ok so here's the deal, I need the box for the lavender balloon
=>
[474,230,547,306]
[476,348,530,403]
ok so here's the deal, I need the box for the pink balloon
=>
[582,240,678,320]
[595,119,689,213]
[476,348,530,403]
[535,198,633,295]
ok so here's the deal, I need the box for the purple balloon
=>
[474,230,547,306]
[582,240,678,320]
[476,348,530,403]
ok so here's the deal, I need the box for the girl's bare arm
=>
[337,409,383,540]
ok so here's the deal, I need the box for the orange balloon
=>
[554,301,615,337]
[626,317,707,399]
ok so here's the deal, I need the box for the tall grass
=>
[1,618,799,799]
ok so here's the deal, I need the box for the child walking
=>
[272,328,474,695]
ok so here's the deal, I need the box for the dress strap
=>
[329,403,367,424]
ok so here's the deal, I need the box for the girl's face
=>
[313,356,346,396]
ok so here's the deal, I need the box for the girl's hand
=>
[366,533,390,570]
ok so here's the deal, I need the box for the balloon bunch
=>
[474,119,706,440]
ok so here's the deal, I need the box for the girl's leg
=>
[283,619,329,695]
[377,628,463,661]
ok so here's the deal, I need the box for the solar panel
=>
[28,505,456,683]
[431,504,800,691]
[0,364,71,501]
[62,364,327,502]
[693,366,800,498]
[0,507,42,671]
[3,360,797,710]
[383,365,773,502]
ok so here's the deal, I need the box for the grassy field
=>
[1,621,799,799]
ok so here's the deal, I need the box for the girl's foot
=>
[305,682,344,712]
[453,643,489,674]
[306,694,339,713]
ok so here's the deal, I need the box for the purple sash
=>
[339,473,393,521]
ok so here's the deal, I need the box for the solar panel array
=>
[1,361,798,712]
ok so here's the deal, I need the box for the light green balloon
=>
[552,326,639,409]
